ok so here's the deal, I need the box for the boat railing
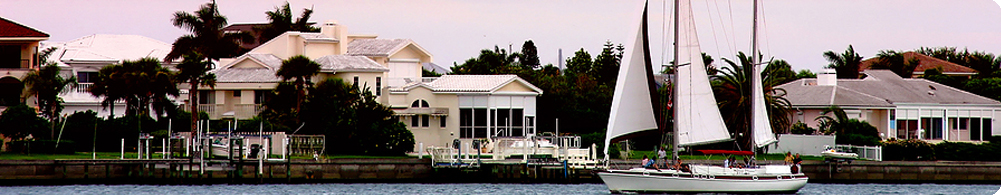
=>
[835,144,882,161]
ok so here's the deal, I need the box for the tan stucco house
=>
[0,17,48,110]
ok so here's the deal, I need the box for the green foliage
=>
[23,62,76,122]
[60,111,101,152]
[519,40,540,69]
[166,2,253,62]
[881,139,935,161]
[795,69,816,79]
[451,46,520,75]
[836,133,881,146]
[962,77,1000,100]
[713,52,794,142]
[872,50,920,78]
[0,104,50,140]
[277,55,321,113]
[822,45,863,79]
[607,142,620,160]
[89,57,178,117]
[815,106,881,146]
[916,46,1001,79]
[933,140,1000,161]
[564,49,593,76]
[422,68,442,77]
[920,68,961,87]
[790,121,816,135]
[5,140,76,154]
[253,2,319,44]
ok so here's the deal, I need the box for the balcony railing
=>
[181,103,262,119]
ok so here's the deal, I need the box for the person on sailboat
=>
[656,147,667,169]
[784,152,793,165]
[641,155,652,168]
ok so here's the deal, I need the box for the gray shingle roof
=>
[778,70,1000,107]
[347,39,411,56]
[422,62,451,74]
[315,55,388,72]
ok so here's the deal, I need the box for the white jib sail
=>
[752,61,777,148]
[604,2,658,156]
[674,0,732,147]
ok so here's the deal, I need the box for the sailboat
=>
[596,0,807,193]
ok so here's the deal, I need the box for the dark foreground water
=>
[0,183,998,195]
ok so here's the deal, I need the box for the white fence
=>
[835,144,882,161]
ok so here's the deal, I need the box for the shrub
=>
[837,133,881,146]
[881,139,935,161]
[6,140,76,154]
[934,141,1000,161]
[790,121,816,135]
[0,104,51,140]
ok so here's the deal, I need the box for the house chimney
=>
[818,68,837,86]
[320,20,338,38]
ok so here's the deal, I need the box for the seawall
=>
[0,159,996,185]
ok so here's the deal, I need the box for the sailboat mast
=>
[750,0,759,153]
[671,0,681,161]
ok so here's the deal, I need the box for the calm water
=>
[0,183,998,195]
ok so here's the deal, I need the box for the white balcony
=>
[181,103,262,120]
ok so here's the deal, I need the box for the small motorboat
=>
[821,145,858,159]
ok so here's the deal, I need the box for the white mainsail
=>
[751,63,778,148]
[673,0,731,146]
[604,2,658,155]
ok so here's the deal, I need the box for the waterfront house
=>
[184,20,432,119]
[41,34,175,118]
[780,69,1000,142]
[386,74,542,151]
[0,17,48,111]
[857,51,978,78]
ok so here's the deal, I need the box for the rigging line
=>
[713,0,734,60]
[726,0,740,62]
[760,0,773,60]
[705,0,723,60]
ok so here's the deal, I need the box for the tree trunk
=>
[190,80,199,133]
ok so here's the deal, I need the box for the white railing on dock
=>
[836,144,882,161]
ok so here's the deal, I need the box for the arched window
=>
[410,99,429,108]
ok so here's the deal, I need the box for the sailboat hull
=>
[598,168,807,193]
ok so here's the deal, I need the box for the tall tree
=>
[254,2,319,44]
[89,58,178,117]
[167,2,251,132]
[822,45,863,78]
[276,55,321,113]
[450,46,519,75]
[713,52,794,147]
[593,41,624,86]
[300,78,414,155]
[564,49,593,76]
[872,50,920,78]
[519,40,540,69]
[795,69,816,79]
[22,47,76,135]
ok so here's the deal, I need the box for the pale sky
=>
[2,0,1000,72]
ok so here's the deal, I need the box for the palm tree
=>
[167,2,252,132]
[822,45,863,78]
[254,2,319,44]
[814,106,849,135]
[23,47,76,138]
[276,55,321,113]
[712,52,794,147]
[873,50,919,78]
[89,58,178,117]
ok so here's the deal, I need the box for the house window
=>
[459,108,488,138]
[254,90,267,104]
[353,76,359,87]
[232,90,241,97]
[411,116,419,127]
[77,72,99,83]
[198,91,214,104]
[0,45,20,69]
[421,115,429,127]
[440,116,446,128]
[375,77,382,96]
[411,99,429,108]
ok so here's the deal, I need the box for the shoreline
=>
[0,159,995,185]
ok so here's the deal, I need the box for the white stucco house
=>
[41,34,176,118]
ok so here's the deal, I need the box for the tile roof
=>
[315,55,388,72]
[779,70,999,107]
[422,62,451,74]
[0,17,48,37]
[391,75,542,94]
[212,54,282,83]
[43,34,173,64]
[347,39,411,56]
[859,51,977,75]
